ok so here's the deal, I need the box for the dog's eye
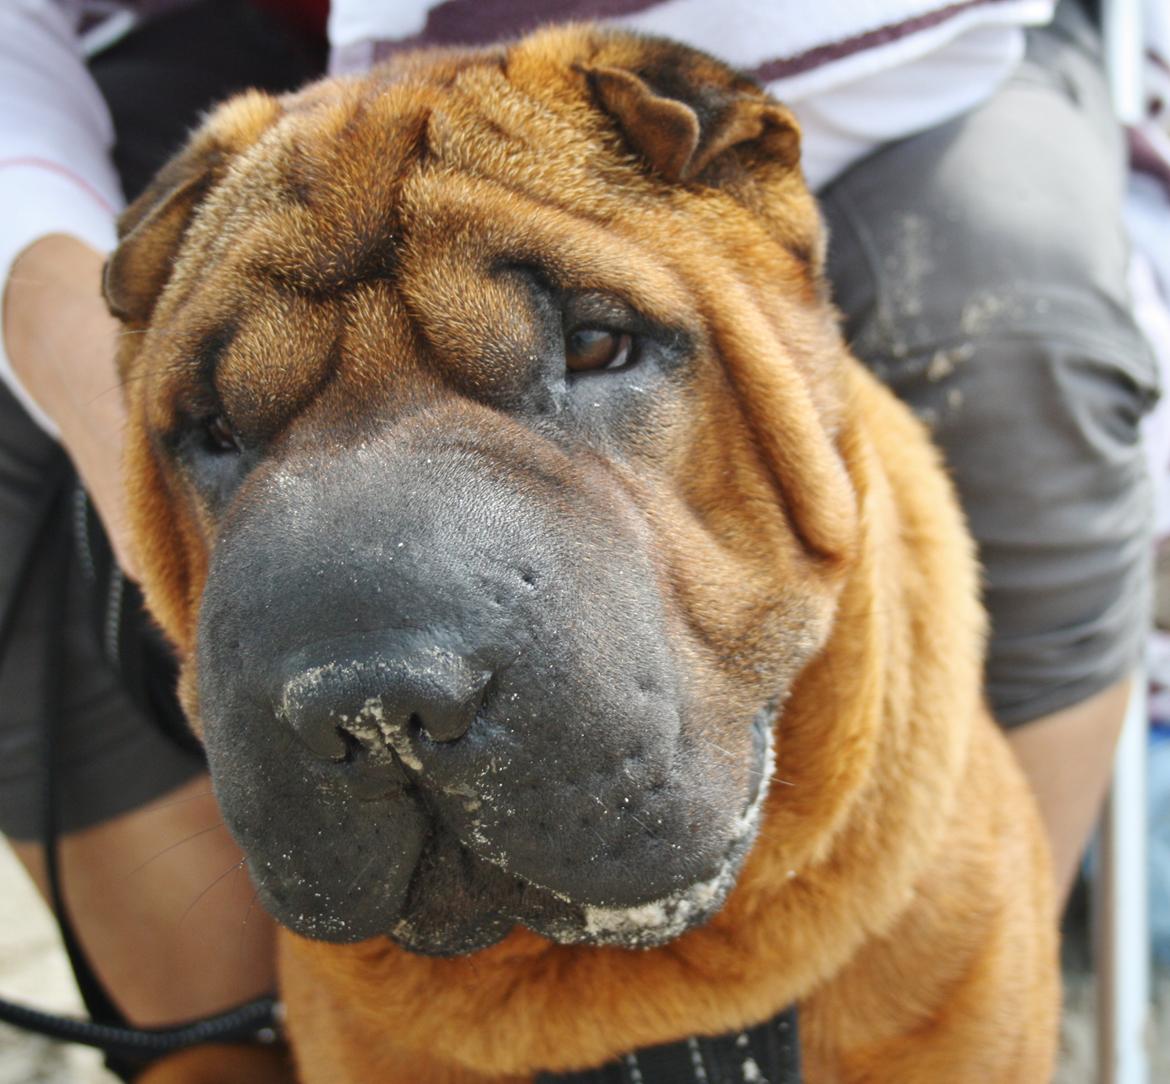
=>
[203,413,242,454]
[565,328,635,373]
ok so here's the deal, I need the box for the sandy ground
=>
[1054,973,1170,1083]
[0,835,1167,1082]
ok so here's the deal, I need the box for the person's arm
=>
[3,234,135,572]
[0,0,133,568]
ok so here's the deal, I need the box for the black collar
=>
[539,1004,800,1084]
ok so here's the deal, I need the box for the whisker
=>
[127,821,226,877]
[586,787,658,838]
[691,733,738,759]
[341,850,382,900]
[177,856,248,928]
[238,885,264,961]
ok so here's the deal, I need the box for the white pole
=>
[1102,0,1146,125]
[1094,670,1151,1084]
[1096,3,1150,1080]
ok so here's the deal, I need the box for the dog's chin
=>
[266,819,760,956]
[389,912,515,957]
[388,881,746,958]
[286,853,750,957]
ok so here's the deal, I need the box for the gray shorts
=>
[0,2,1157,838]
[821,2,1158,724]
[0,385,205,841]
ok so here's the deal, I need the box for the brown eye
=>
[565,328,634,372]
[203,413,241,453]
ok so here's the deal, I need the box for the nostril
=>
[279,703,350,762]
[335,726,363,764]
[410,669,492,745]
[412,707,471,745]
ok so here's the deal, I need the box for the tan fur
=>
[107,26,1058,1083]
[136,1044,293,1084]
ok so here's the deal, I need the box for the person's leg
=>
[0,382,275,1028]
[0,0,321,1030]
[1006,679,1132,902]
[0,353,273,1026]
[819,2,1157,906]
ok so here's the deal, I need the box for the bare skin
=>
[1,232,1125,1023]
[1006,678,1132,908]
[10,779,275,1027]
[4,235,136,573]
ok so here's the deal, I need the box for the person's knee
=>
[933,333,1154,723]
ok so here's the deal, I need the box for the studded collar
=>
[538,1004,800,1084]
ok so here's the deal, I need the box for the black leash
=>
[540,1004,801,1084]
[0,994,283,1064]
[41,475,130,1043]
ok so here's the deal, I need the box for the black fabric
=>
[90,0,323,201]
[0,374,206,842]
[539,1005,800,1084]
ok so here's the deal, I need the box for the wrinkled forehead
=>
[176,54,667,291]
[139,65,700,429]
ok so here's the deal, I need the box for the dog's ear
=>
[104,90,282,323]
[582,57,800,183]
[102,152,218,323]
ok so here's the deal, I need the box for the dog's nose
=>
[278,650,493,763]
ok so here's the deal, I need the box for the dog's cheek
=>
[643,466,842,719]
[124,424,209,658]
[177,658,204,740]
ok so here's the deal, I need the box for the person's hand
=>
[4,233,138,578]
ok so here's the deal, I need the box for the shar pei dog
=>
[104,25,1059,1084]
